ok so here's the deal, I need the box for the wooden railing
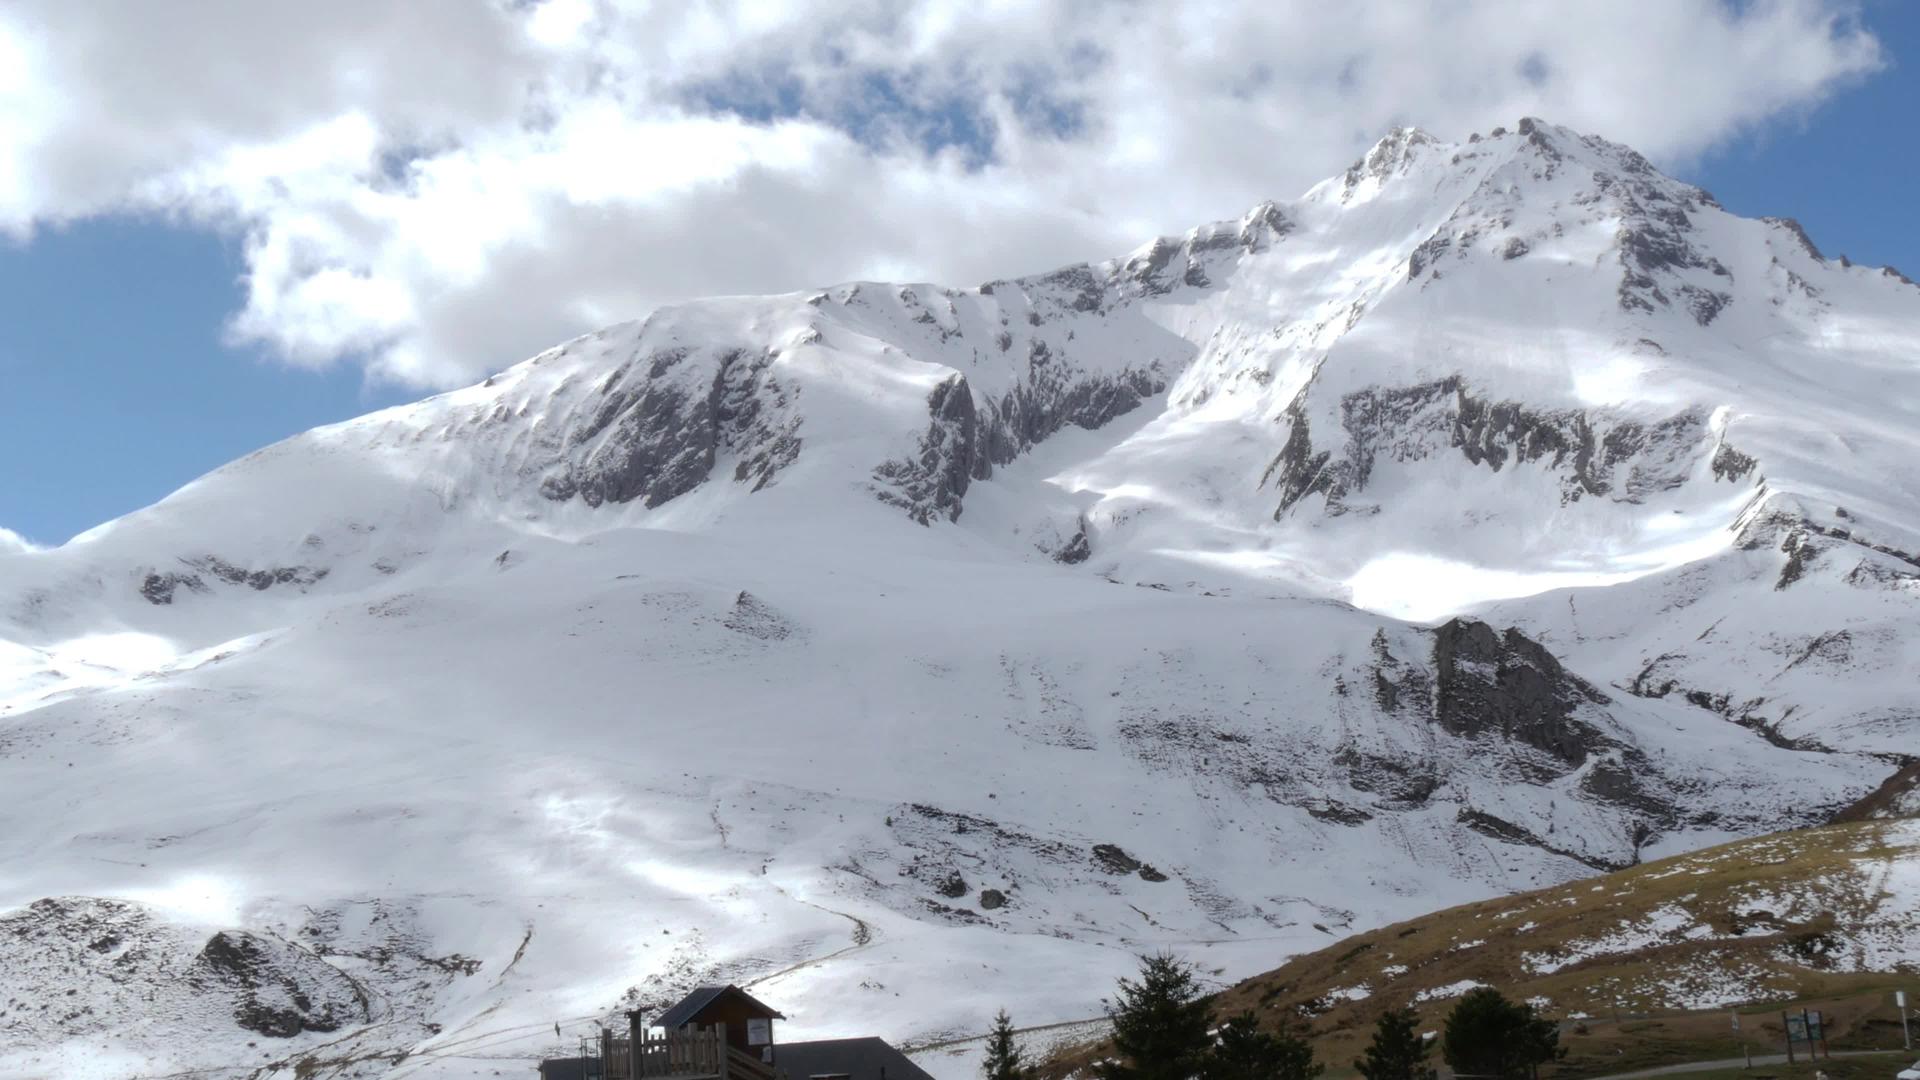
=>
[600,1024,761,1080]
[726,1044,777,1080]
[643,1026,729,1078]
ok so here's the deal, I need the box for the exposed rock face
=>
[1111,201,1294,298]
[141,570,206,605]
[0,897,369,1045]
[873,375,983,525]
[1456,807,1628,872]
[1523,118,1735,325]
[875,364,1166,524]
[1267,377,1714,518]
[1763,216,1826,262]
[515,194,1279,527]
[140,557,329,605]
[539,346,802,510]
[1626,651,1794,747]
[1711,442,1758,481]
[1735,506,1920,595]
[722,590,798,641]
[979,356,1165,470]
[1366,629,1434,720]
[1392,119,1733,326]
[1431,618,1613,766]
[1053,526,1093,565]
[1265,398,1337,516]
[1342,127,1440,199]
[194,929,367,1037]
[1423,619,1694,867]
[1091,843,1169,882]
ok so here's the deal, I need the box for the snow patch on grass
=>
[1415,980,1486,1003]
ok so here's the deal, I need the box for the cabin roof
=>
[655,985,786,1029]
[775,1037,934,1080]
[534,1057,600,1080]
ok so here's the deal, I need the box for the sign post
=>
[1733,1011,1751,1069]
[1900,990,1911,1052]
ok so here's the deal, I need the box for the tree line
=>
[983,954,1562,1080]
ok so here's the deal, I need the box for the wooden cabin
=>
[655,985,785,1060]
[546,987,931,1080]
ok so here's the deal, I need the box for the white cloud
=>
[0,0,1885,387]
[0,526,41,554]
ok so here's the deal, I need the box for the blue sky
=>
[1,1,1913,546]
[1696,1,1918,268]
[0,223,415,545]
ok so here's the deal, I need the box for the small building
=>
[541,988,932,1080]
[655,985,786,1060]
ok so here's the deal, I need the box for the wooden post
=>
[717,1023,730,1080]
[629,1012,644,1080]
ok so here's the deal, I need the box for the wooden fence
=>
[598,1023,772,1080]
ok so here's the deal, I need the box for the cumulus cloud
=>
[0,0,1885,387]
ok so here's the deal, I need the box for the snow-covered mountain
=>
[2,118,1915,1079]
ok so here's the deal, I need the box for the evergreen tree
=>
[1354,1007,1436,1080]
[1440,989,1561,1080]
[983,1009,1026,1080]
[1095,953,1215,1080]
[1203,1011,1322,1080]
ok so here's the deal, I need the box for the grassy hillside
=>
[1831,761,1920,823]
[1047,817,1920,1078]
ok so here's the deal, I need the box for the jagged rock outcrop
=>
[141,557,329,605]
[1267,377,1721,518]
[193,930,367,1038]
[1431,618,1614,766]
[537,345,802,509]
[874,375,983,524]
[875,363,1166,524]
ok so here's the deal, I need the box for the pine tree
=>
[1440,989,1561,1080]
[983,1009,1026,1080]
[1354,1007,1436,1080]
[1095,953,1215,1080]
[1203,1011,1322,1080]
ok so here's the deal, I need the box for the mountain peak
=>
[1338,125,1444,197]
[4,113,1919,1080]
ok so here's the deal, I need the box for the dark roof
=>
[535,1057,604,1080]
[773,1037,934,1080]
[654,985,786,1029]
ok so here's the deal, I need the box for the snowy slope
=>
[1,119,1916,1079]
